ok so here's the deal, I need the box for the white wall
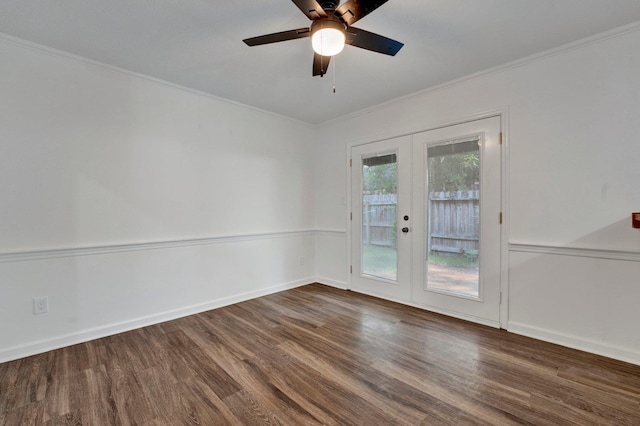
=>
[3,25,640,366]
[0,38,316,361]
[314,26,640,364]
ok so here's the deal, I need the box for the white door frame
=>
[346,109,510,328]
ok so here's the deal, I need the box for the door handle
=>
[402,227,409,233]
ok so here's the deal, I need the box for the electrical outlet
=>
[34,297,49,314]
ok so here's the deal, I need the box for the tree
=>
[428,152,479,192]
[363,162,397,194]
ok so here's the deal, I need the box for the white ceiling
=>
[2,1,640,124]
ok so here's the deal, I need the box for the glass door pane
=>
[352,135,411,303]
[426,140,480,298]
[362,153,397,281]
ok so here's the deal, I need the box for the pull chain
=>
[332,56,337,93]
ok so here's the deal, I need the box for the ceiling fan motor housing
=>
[310,15,347,36]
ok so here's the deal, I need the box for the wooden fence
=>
[362,194,397,247]
[362,191,479,254]
[428,190,479,254]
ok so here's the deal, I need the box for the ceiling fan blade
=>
[335,0,389,26]
[345,27,403,56]
[292,0,328,20]
[313,53,331,77]
[243,28,311,46]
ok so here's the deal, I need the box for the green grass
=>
[362,244,478,272]
[362,245,397,278]
[428,252,478,269]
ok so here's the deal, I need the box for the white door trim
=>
[346,109,510,329]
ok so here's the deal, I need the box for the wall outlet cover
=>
[34,297,49,314]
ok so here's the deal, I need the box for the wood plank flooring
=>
[1,283,639,425]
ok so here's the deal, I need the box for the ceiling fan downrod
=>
[321,1,339,10]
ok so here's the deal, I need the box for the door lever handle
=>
[402,227,409,233]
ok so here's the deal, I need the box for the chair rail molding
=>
[0,230,317,263]
[509,242,640,262]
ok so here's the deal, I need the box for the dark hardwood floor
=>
[2,283,640,425]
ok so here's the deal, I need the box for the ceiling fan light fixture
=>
[311,20,346,56]
[243,0,404,77]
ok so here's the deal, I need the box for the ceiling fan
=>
[243,0,404,77]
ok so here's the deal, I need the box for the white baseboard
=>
[6,278,638,367]
[0,277,313,363]
[315,276,348,290]
[508,321,640,366]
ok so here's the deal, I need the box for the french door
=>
[351,117,502,327]
[351,135,412,302]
